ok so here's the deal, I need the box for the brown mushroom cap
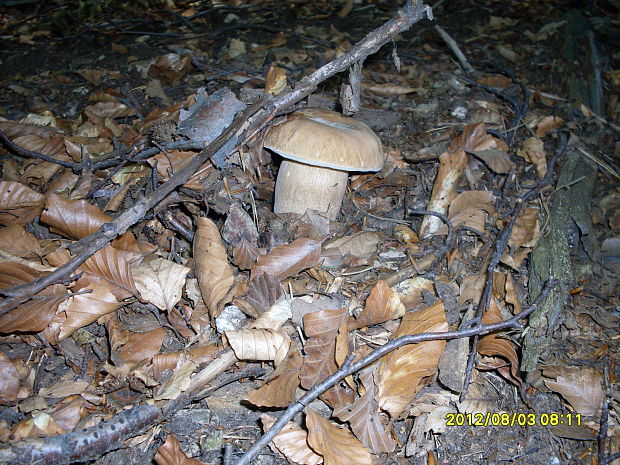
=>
[264,108,384,172]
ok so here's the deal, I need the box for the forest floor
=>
[0,1,619,465]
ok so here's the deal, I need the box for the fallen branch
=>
[0,0,432,317]
[234,279,557,465]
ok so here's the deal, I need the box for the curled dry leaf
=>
[261,413,322,465]
[232,239,261,270]
[226,328,291,366]
[478,299,521,386]
[542,366,603,418]
[246,346,302,408]
[349,280,405,330]
[300,308,353,407]
[0,261,68,333]
[377,301,448,418]
[252,238,322,280]
[517,137,547,178]
[333,367,396,454]
[251,298,292,331]
[134,257,190,311]
[193,217,234,319]
[40,194,112,240]
[154,434,207,465]
[306,409,373,465]
[0,181,45,226]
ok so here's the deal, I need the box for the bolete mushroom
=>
[263,108,384,219]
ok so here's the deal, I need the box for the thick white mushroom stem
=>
[274,160,348,219]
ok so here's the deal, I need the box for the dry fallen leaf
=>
[226,328,291,366]
[261,414,322,465]
[134,257,190,311]
[0,181,45,226]
[306,409,373,465]
[543,366,603,418]
[252,238,322,280]
[193,217,235,318]
[154,434,207,465]
[377,301,448,418]
[349,280,405,330]
[517,137,547,178]
[40,194,112,240]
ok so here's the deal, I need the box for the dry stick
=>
[459,131,568,402]
[234,279,557,465]
[434,25,475,75]
[0,359,265,465]
[0,129,79,170]
[0,0,432,317]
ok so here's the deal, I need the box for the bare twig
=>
[234,279,557,465]
[434,25,476,75]
[0,129,79,170]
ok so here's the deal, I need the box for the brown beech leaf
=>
[349,280,405,330]
[306,409,373,465]
[193,217,235,318]
[261,414,322,465]
[246,346,302,408]
[52,274,124,342]
[377,301,448,418]
[0,181,45,225]
[252,238,321,280]
[517,137,547,178]
[468,148,515,174]
[0,352,21,403]
[80,246,137,297]
[47,395,90,434]
[0,224,44,258]
[109,319,165,368]
[300,308,353,407]
[148,149,214,190]
[40,194,112,240]
[478,299,521,386]
[536,115,564,137]
[154,434,207,465]
[543,366,603,418]
[0,261,68,333]
[238,272,285,318]
[134,257,190,311]
[509,207,540,250]
[226,329,291,366]
[232,239,261,270]
[333,367,396,453]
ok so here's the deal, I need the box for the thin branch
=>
[234,279,557,465]
[0,129,79,170]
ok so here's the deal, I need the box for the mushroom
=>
[263,108,384,219]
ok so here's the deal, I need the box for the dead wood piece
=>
[521,148,597,371]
